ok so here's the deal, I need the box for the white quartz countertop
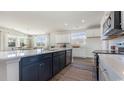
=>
[0,48,72,61]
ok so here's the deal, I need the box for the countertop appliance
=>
[103,11,122,36]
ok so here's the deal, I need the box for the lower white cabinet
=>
[0,58,20,81]
[72,48,87,58]
[99,65,110,81]
[99,54,123,81]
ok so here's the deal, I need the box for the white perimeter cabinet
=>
[99,54,124,81]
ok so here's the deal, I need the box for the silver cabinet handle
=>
[40,63,44,66]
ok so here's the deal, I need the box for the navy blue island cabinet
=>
[53,51,66,75]
[66,49,72,66]
[39,54,52,81]
[19,49,72,81]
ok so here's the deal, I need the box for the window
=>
[8,38,16,47]
[20,38,25,47]
[35,35,48,47]
[71,32,86,40]
[71,32,87,47]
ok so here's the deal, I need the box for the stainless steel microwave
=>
[103,11,122,36]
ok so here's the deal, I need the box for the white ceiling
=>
[0,11,104,35]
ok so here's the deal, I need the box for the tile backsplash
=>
[108,36,124,49]
[102,35,124,50]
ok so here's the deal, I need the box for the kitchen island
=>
[0,48,72,81]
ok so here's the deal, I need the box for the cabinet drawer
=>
[41,53,52,59]
[66,49,72,53]
[53,52,59,56]
[53,51,65,56]
[20,55,40,66]
[59,51,65,55]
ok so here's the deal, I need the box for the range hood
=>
[103,11,123,36]
[103,29,124,36]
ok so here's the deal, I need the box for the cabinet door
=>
[60,54,65,70]
[20,63,39,81]
[66,50,72,65]
[39,58,52,81]
[53,56,60,75]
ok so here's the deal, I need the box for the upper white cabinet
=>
[85,28,101,37]
[55,33,71,43]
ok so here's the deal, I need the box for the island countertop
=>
[0,48,72,61]
[93,50,124,55]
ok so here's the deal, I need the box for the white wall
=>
[0,31,1,50]
[85,37,102,57]
[0,31,7,51]
[49,32,56,46]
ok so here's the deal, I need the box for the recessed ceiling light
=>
[81,19,85,23]
[64,23,68,26]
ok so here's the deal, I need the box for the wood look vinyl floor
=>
[51,57,97,81]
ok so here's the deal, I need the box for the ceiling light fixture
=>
[64,23,68,26]
[81,19,85,23]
